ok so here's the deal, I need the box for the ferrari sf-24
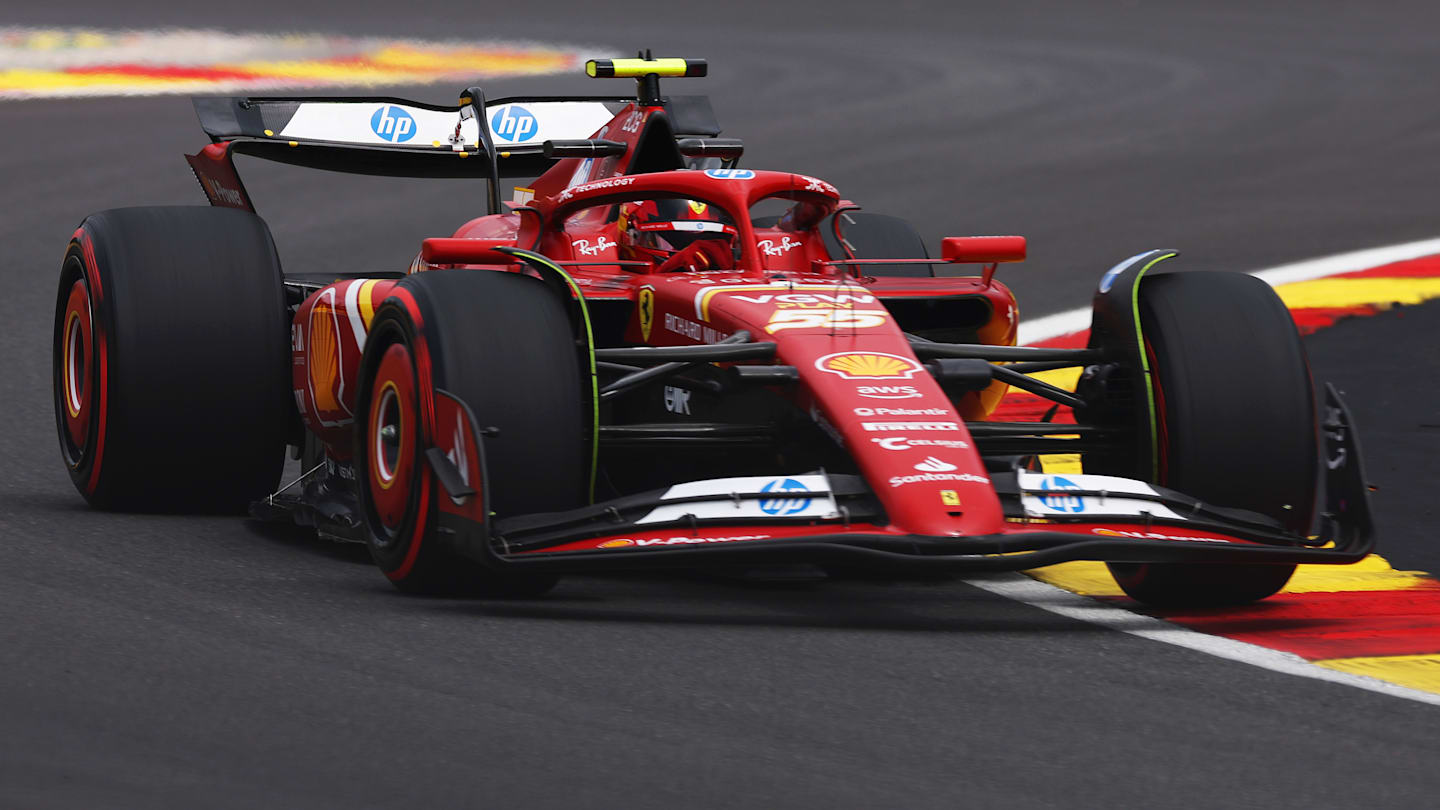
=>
[53,56,1373,606]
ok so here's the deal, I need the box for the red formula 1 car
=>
[53,57,1374,606]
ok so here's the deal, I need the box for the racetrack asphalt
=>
[3,1,1439,807]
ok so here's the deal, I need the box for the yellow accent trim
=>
[288,140,298,147]
[589,58,691,78]
[1038,453,1083,474]
[263,128,274,136]
[1028,366,1082,391]
[357,280,379,327]
[1313,655,1440,694]
[1273,277,1440,310]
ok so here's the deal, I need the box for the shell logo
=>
[308,296,345,414]
[815,351,921,380]
[598,539,634,548]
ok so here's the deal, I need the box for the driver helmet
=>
[617,199,738,265]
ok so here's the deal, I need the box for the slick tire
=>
[355,270,587,597]
[1105,271,1316,608]
[54,206,291,512]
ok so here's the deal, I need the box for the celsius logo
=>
[705,169,755,179]
[370,105,416,143]
[490,105,538,142]
[759,477,811,515]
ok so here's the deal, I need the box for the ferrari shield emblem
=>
[638,287,655,341]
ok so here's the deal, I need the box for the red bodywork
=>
[273,98,1366,567]
[285,100,1023,545]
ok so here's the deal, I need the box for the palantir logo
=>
[759,478,811,516]
[370,105,417,143]
[490,105,538,142]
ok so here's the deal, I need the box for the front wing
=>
[430,385,1373,575]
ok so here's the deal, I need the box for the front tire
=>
[53,207,291,512]
[1103,271,1316,608]
[354,270,588,596]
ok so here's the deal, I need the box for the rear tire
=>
[53,207,290,512]
[354,270,588,596]
[1103,271,1316,608]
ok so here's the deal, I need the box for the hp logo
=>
[490,105,539,142]
[704,169,756,180]
[370,105,416,143]
[1037,476,1086,513]
[759,478,811,516]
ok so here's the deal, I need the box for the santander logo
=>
[913,456,958,472]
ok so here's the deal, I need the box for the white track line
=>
[991,237,1440,707]
[968,575,1440,707]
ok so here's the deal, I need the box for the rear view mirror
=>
[942,236,1027,264]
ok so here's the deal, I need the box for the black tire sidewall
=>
[1105,271,1317,607]
[355,270,587,594]
[55,207,291,512]
[1141,271,1318,531]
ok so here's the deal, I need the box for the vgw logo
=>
[759,478,811,516]
[490,105,538,142]
[370,105,417,143]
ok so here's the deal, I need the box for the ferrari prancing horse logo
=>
[638,287,655,341]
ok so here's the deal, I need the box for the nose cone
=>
[784,336,1004,538]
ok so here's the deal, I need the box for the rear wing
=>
[187,83,722,212]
